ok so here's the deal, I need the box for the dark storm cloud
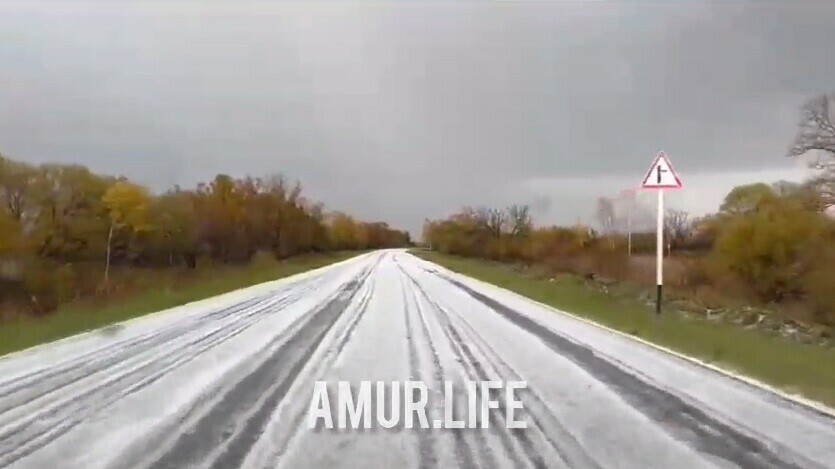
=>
[0,1,832,234]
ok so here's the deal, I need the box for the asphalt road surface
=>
[1,251,834,469]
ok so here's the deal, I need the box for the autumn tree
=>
[146,190,198,267]
[719,183,777,216]
[0,154,409,315]
[0,156,31,281]
[711,197,833,303]
[0,155,37,221]
[102,180,152,282]
[193,175,250,262]
[328,212,359,250]
[0,211,21,255]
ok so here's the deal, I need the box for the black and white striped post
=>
[640,151,683,316]
[655,188,664,315]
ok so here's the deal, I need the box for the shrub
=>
[23,262,62,314]
[710,201,832,303]
[588,241,630,280]
[679,256,712,291]
[803,245,835,325]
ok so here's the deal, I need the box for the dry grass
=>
[627,254,690,286]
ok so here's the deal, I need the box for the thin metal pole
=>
[627,203,632,257]
[656,189,664,315]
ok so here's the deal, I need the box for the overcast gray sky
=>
[0,1,830,235]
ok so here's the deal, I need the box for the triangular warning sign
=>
[641,151,682,189]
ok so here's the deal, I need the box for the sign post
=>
[655,189,664,315]
[640,151,682,315]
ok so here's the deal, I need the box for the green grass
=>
[0,251,363,357]
[413,250,835,409]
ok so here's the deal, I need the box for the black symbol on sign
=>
[656,164,667,184]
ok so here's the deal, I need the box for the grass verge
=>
[413,250,835,409]
[0,251,363,357]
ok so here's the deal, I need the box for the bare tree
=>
[788,94,835,168]
[474,207,505,238]
[596,197,615,232]
[507,204,532,237]
[613,189,655,232]
[806,175,835,210]
[665,209,692,254]
[596,197,616,248]
[489,208,506,237]
[788,94,835,208]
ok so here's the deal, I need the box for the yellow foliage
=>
[710,199,834,302]
[102,181,152,231]
[0,211,22,255]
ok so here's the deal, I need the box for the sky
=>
[0,1,831,236]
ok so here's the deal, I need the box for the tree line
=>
[424,94,835,326]
[0,155,410,313]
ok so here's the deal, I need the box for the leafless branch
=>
[507,204,532,236]
[788,94,835,170]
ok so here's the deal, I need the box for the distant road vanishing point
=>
[0,251,833,468]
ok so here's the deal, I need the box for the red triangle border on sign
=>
[640,151,683,189]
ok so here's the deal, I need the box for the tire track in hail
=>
[0,271,314,381]
[330,274,377,361]
[398,266,514,469]
[437,272,818,469]
[395,262,479,469]
[204,261,381,469]
[398,266,440,469]
[0,295,267,401]
[0,276,320,417]
[118,257,380,469]
[246,271,379,468]
[430,286,602,469]
[406,262,600,467]
[401,273,535,468]
[144,262,377,469]
[0,286,312,467]
[0,269,336,410]
[0,263,349,467]
[107,282,360,469]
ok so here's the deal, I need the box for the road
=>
[0,251,833,469]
